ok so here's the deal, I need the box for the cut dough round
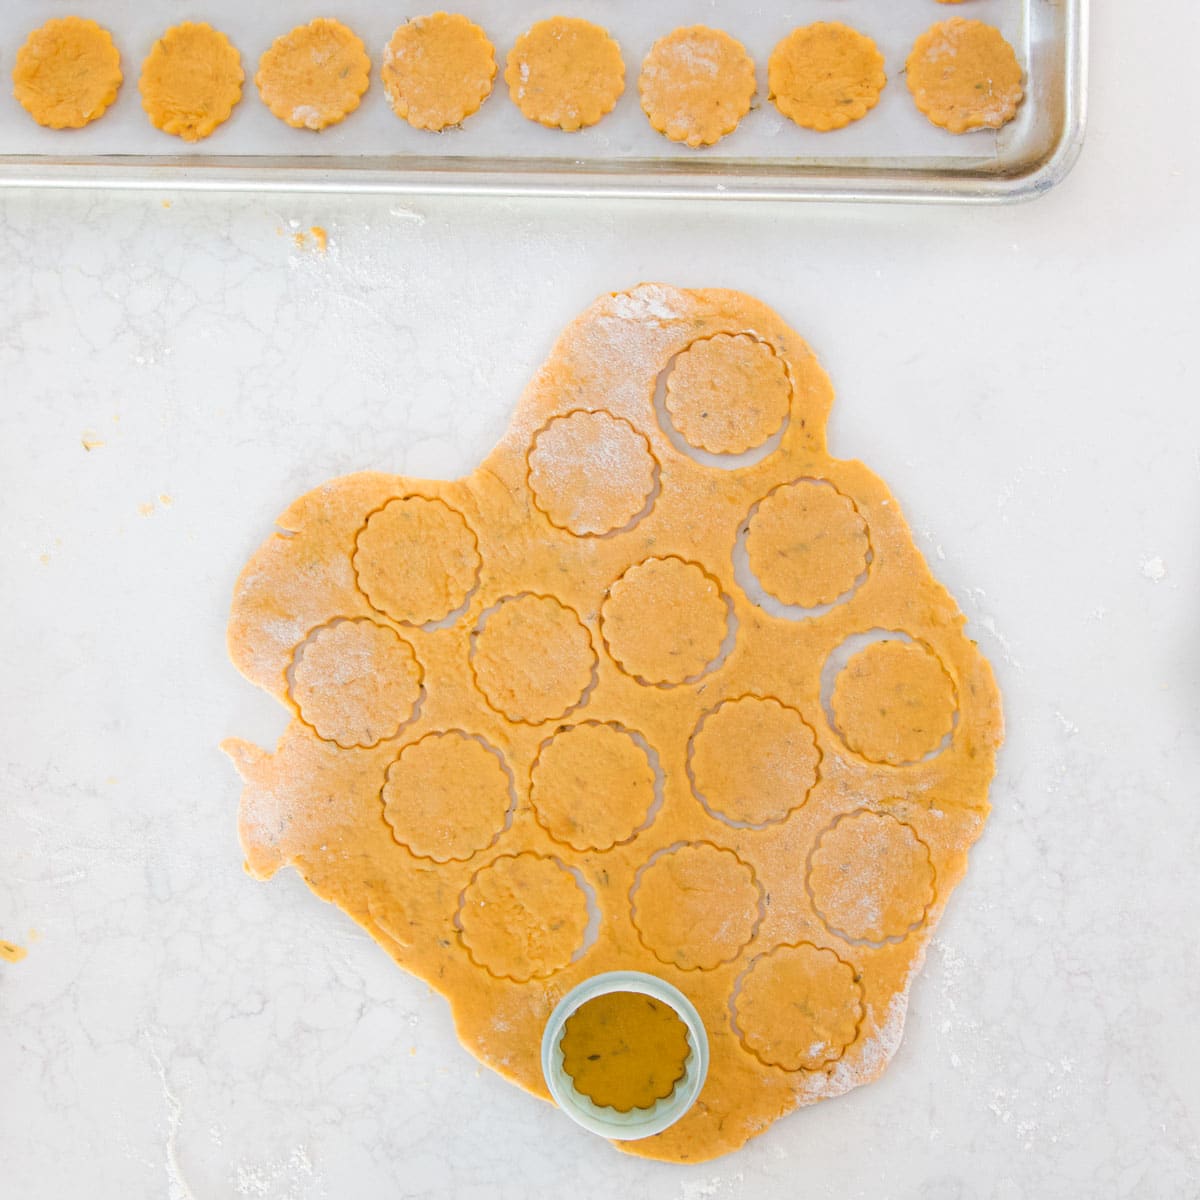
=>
[13,17,122,130]
[907,19,1023,133]
[601,557,728,685]
[382,13,496,132]
[746,479,869,608]
[632,844,761,970]
[382,730,510,862]
[290,619,421,748]
[471,594,595,723]
[831,639,956,765]
[353,495,481,626]
[505,17,624,132]
[639,26,756,148]
[665,334,790,455]
[768,23,886,132]
[690,696,820,826]
[458,853,589,981]
[735,943,863,1071]
[140,22,243,142]
[256,18,370,131]
[528,410,656,535]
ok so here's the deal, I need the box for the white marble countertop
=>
[2,5,1198,1197]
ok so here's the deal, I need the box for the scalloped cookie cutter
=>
[224,284,1003,1164]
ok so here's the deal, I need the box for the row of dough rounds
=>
[11,15,1023,143]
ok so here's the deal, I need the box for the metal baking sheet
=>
[0,0,1087,201]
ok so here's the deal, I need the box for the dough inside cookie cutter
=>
[542,971,709,1141]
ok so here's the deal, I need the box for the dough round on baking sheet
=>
[13,17,123,130]
[768,22,886,133]
[256,18,370,131]
[505,17,624,132]
[140,22,244,142]
[382,13,496,132]
[639,26,756,148]
[906,19,1023,133]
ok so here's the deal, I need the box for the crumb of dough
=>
[505,17,624,132]
[382,13,496,132]
[768,22,886,132]
[139,22,244,143]
[256,19,370,131]
[906,18,1023,133]
[0,940,28,963]
[639,26,756,147]
[13,17,122,130]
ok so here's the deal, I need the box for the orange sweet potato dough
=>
[224,284,1003,1162]
[12,17,122,130]
[139,22,243,142]
[255,18,370,131]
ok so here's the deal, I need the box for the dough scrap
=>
[13,17,122,130]
[907,19,1023,134]
[639,27,756,148]
[382,13,496,132]
[224,284,1004,1163]
[768,22,886,133]
[140,22,243,143]
[256,18,370,131]
[746,479,869,608]
[505,17,624,132]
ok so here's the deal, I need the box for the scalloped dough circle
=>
[256,18,370,131]
[768,22,886,133]
[382,13,496,132]
[382,730,510,862]
[601,557,728,685]
[505,17,624,132]
[666,335,791,455]
[831,639,957,765]
[458,853,589,981]
[632,844,761,970]
[290,618,421,748]
[746,479,869,608]
[691,696,820,826]
[639,26,756,148]
[531,723,656,852]
[528,410,656,535]
[808,810,935,943]
[735,942,864,1071]
[13,18,123,130]
[471,594,595,723]
[353,495,480,626]
[140,22,243,142]
[906,19,1023,134]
